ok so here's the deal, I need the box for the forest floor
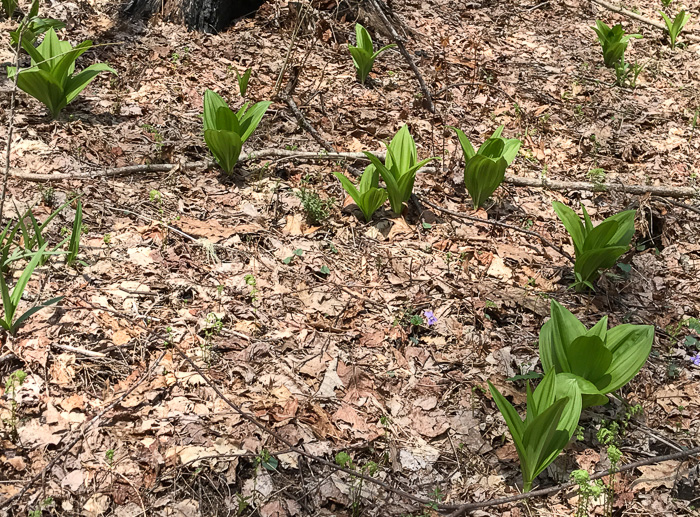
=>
[1,0,699,515]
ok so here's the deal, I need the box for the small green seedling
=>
[235,67,252,97]
[66,199,82,266]
[7,28,116,118]
[614,56,644,88]
[659,10,689,49]
[451,125,521,209]
[488,370,582,491]
[539,300,653,408]
[10,197,80,268]
[348,23,396,85]
[1,243,63,336]
[202,89,271,173]
[363,125,438,215]
[282,249,304,265]
[591,21,642,68]
[552,201,635,291]
[334,164,388,221]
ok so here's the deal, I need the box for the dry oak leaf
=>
[487,254,512,281]
[631,461,682,492]
[399,407,450,438]
[332,403,382,440]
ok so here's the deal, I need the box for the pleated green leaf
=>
[204,130,243,173]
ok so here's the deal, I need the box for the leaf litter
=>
[0,0,699,516]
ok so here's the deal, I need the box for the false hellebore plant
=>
[553,201,635,291]
[202,90,271,174]
[539,300,653,408]
[591,20,642,68]
[334,164,388,222]
[452,125,521,209]
[659,10,690,49]
[7,28,116,119]
[348,23,396,85]
[489,370,582,492]
[363,125,438,215]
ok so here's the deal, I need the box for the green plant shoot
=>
[539,299,653,408]
[659,10,689,49]
[66,198,82,266]
[1,242,63,336]
[488,370,582,491]
[9,0,65,46]
[202,89,271,173]
[552,201,635,291]
[12,197,79,267]
[591,21,642,68]
[334,164,388,222]
[348,23,396,85]
[451,125,521,209]
[362,125,438,215]
[2,0,17,18]
[235,67,252,97]
[6,28,116,118]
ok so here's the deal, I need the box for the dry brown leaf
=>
[631,461,681,492]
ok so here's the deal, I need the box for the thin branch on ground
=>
[368,0,436,113]
[433,82,518,106]
[502,175,698,199]
[279,93,336,154]
[1,28,23,222]
[6,149,698,200]
[653,196,700,216]
[444,445,700,515]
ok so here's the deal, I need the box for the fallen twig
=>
[590,0,700,42]
[502,175,698,199]
[368,0,436,113]
[1,27,23,222]
[6,149,698,199]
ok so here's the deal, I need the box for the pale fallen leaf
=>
[61,470,84,491]
[315,358,344,398]
[172,498,199,516]
[282,214,304,236]
[127,247,155,266]
[83,494,110,516]
[17,420,63,447]
[631,461,681,492]
[487,254,512,280]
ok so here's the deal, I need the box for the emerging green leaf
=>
[489,370,581,491]
[348,23,396,85]
[6,28,115,118]
[660,10,690,49]
[552,201,635,290]
[362,125,437,215]
[539,300,653,407]
[451,125,521,209]
[591,20,642,68]
[333,167,388,222]
[202,90,269,173]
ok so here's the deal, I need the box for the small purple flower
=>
[691,353,700,366]
[423,310,438,326]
